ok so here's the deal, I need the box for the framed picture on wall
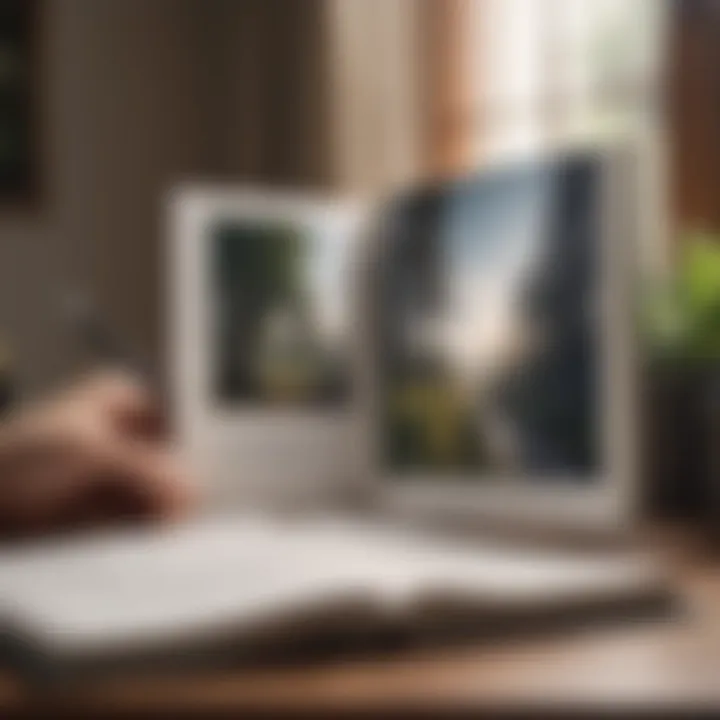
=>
[0,0,40,201]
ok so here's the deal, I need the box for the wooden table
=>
[3,527,720,713]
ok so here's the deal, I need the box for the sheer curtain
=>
[325,0,670,266]
[464,0,669,162]
[429,0,670,267]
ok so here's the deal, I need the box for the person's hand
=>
[0,370,195,538]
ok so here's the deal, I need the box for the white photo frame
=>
[167,188,369,511]
[357,146,640,537]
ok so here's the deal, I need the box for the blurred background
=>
[0,0,717,517]
[4,1,720,710]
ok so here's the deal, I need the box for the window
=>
[457,0,668,163]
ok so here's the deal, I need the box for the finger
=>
[101,442,197,521]
[0,452,98,536]
[77,369,167,441]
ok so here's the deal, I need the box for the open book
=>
[0,516,671,681]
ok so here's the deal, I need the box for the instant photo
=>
[213,219,352,407]
[378,157,601,479]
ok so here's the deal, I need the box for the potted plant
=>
[642,230,720,520]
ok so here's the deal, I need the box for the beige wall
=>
[0,0,338,398]
[216,0,332,186]
[0,0,224,396]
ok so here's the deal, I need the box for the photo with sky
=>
[380,158,601,479]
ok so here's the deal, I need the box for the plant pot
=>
[642,360,720,520]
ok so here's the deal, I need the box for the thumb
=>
[100,441,197,521]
